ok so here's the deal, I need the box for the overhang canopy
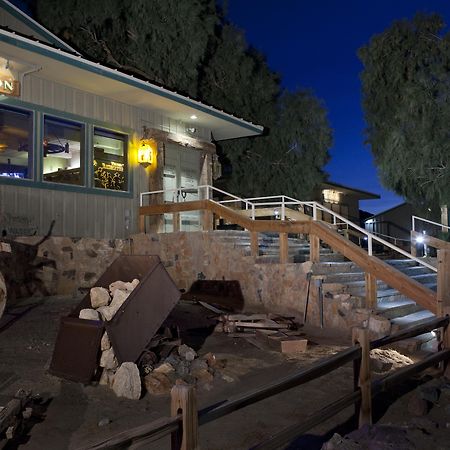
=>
[0,29,264,141]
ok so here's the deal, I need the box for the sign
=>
[0,78,20,96]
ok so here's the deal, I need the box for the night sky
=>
[227,0,450,214]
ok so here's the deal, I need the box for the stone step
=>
[376,300,422,320]
[376,289,410,304]
[391,332,437,353]
[391,310,436,331]
[313,261,361,275]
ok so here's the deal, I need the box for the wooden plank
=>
[201,210,213,231]
[309,234,320,263]
[171,385,199,450]
[365,272,377,309]
[412,230,450,252]
[250,231,259,257]
[233,320,288,329]
[437,249,450,317]
[279,232,288,264]
[224,314,268,321]
[353,328,372,427]
[311,221,437,313]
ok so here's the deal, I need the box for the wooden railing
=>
[81,315,450,450]
[139,199,444,314]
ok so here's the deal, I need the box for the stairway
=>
[314,258,438,352]
[213,230,438,353]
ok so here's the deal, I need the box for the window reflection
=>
[0,105,32,178]
[93,128,127,191]
[43,116,83,185]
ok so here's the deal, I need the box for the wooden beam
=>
[365,272,377,309]
[311,221,437,313]
[201,210,213,231]
[412,230,450,252]
[250,231,259,257]
[279,232,288,264]
[437,250,450,318]
[171,385,199,450]
[173,212,180,233]
[309,234,320,263]
[352,328,372,428]
[139,214,145,233]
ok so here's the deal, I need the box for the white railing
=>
[412,215,450,233]
[140,185,437,272]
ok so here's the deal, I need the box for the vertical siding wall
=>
[0,75,212,239]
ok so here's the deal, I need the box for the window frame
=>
[0,98,133,198]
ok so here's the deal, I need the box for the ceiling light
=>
[190,114,197,120]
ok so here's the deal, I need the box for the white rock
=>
[101,332,111,351]
[108,289,130,317]
[90,287,110,308]
[109,279,139,295]
[112,362,141,400]
[100,348,118,370]
[99,369,115,386]
[154,362,175,374]
[79,308,100,321]
[178,344,197,361]
[97,305,115,321]
[368,314,391,339]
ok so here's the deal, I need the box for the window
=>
[0,105,33,179]
[43,116,83,185]
[93,128,127,191]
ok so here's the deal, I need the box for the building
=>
[318,181,380,225]
[0,0,263,239]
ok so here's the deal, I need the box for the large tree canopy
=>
[35,0,332,199]
[359,13,450,211]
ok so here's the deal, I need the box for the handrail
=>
[412,215,450,232]
[140,185,437,272]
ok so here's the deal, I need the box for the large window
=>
[93,128,127,191]
[43,116,83,185]
[0,105,33,179]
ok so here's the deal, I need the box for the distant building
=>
[317,181,380,225]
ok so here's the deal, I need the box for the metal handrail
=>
[140,185,437,272]
[412,215,450,232]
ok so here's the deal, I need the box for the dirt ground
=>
[0,296,448,450]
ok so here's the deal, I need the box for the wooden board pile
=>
[216,313,308,353]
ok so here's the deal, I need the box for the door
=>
[163,144,202,232]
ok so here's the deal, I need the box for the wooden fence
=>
[82,315,450,450]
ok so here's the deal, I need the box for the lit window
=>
[93,128,127,191]
[323,189,341,204]
[0,105,32,179]
[43,116,83,185]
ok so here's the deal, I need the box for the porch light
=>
[138,139,156,167]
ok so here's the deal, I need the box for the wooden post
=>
[173,212,180,233]
[279,232,288,264]
[309,234,320,263]
[437,249,450,317]
[352,327,372,428]
[202,210,213,231]
[139,214,145,233]
[251,231,259,257]
[171,384,199,450]
[365,272,377,309]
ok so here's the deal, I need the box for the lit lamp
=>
[138,139,156,167]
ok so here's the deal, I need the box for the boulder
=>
[154,362,175,374]
[100,348,118,370]
[90,287,110,308]
[144,372,172,395]
[109,279,140,295]
[192,368,213,384]
[99,369,115,387]
[112,362,141,400]
[178,344,197,361]
[101,332,111,351]
[79,308,100,321]
[108,289,130,316]
[0,272,6,320]
[97,305,114,321]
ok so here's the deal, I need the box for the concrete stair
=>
[315,257,438,353]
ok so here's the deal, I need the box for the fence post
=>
[352,327,372,428]
[139,214,145,233]
[173,212,180,233]
[202,210,213,231]
[437,249,450,318]
[171,384,199,450]
[309,235,320,263]
[251,231,259,257]
[410,231,417,257]
[279,232,288,264]
[365,272,377,309]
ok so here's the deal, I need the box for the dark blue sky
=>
[227,0,450,214]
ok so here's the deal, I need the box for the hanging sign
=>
[0,78,20,96]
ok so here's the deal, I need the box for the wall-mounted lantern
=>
[138,138,156,167]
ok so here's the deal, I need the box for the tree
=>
[35,1,333,199]
[359,13,450,213]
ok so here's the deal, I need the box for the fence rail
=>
[82,315,450,450]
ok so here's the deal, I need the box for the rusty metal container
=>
[49,255,180,383]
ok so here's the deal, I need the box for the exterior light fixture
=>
[415,235,424,244]
[190,114,197,120]
[138,138,156,167]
